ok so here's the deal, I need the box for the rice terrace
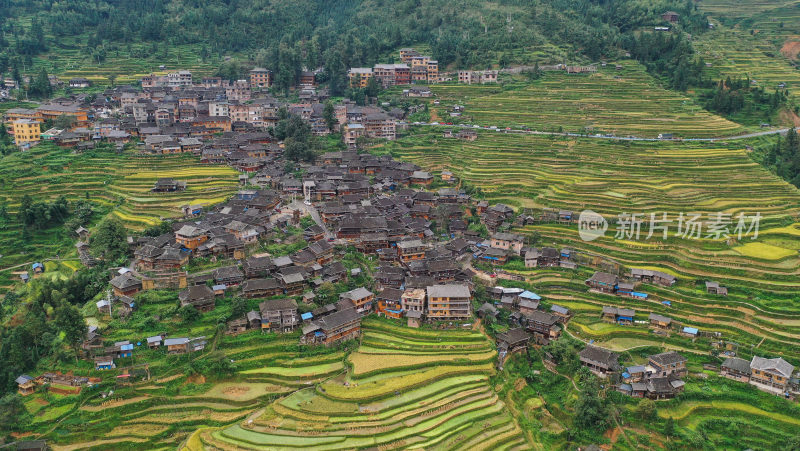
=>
[2,0,800,450]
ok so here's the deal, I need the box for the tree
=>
[180,304,200,323]
[54,303,86,353]
[29,67,52,99]
[0,394,30,431]
[284,137,309,163]
[323,101,337,132]
[365,75,380,98]
[664,416,676,437]
[90,217,128,262]
[574,376,609,432]
[230,297,248,320]
[635,398,657,420]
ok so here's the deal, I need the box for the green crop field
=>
[0,143,238,278]
[428,62,748,138]
[187,317,528,450]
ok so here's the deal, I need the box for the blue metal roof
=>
[301,312,313,320]
[683,327,698,335]
[632,292,648,298]
[519,291,541,300]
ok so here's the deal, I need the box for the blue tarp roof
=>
[683,327,699,335]
[120,344,134,351]
[32,263,43,269]
[301,312,313,320]
[622,372,631,379]
[632,292,648,298]
[618,316,634,321]
[662,300,671,306]
[519,291,541,300]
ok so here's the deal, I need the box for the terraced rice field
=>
[25,332,349,450]
[381,129,800,359]
[693,26,800,100]
[190,317,528,450]
[384,129,800,286]
[430,62,747,138]
[31,40,220,86]
[0,144,237,270]
[699,0,800,46]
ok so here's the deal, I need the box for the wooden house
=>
[16,375,36,396]
[579,345,620,377]
[648,313,672,332]
[110,273,142,297]
[339,287,374,313]
[178,285,216,312]
[705,281,728,296]
[601,306,635,325]
[165,337,190,354]
[721,357,751,383]
[175,225,208,250]
[241,278,282,298]
[550,304,572,323]
[586,272,618,293]
[496,328,531,353]
[301,308,361,345]
[524,310,561,344]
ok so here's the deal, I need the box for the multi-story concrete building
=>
[249,68,272,88]
[426,284,471,320]
[12,119,41,147]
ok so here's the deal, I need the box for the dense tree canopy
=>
[0,0,707,84]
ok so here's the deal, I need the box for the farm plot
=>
[430,62,747,138]
[0,145,237,273]
[202,317,528,450]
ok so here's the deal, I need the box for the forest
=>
[0,0,705,94]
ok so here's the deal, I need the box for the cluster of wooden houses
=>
[586,268,677,299]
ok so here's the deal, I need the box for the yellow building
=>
[348,68,373,88]
[12,119,41,147]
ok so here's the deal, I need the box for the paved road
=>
[287,200,337,242]
[408,122,790,142]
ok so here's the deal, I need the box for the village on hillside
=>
[4,48,798,413]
